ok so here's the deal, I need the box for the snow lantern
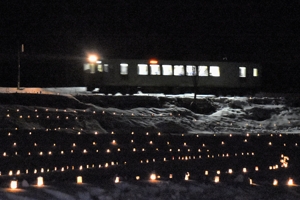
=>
[10,180,17,189]
[150,173,156,181]
[287,178,294,186]
[37,176,43,186]
[214,176,220,183]
[77,176,83,184]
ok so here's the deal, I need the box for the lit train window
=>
[253,68,258,77]
[239,67,246,77]
[198,66,208,76]
[84,64,90,71]
[162,65,173,75]
[174,65,185,76]
[186,65,196,76]
[120,63,128,75]
[209,66,220,77]
[138,64,148,75]
[104,64,109,72]
[150,64,161,75]
[97,64,103,72]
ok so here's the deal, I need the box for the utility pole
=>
[17,44,24,90]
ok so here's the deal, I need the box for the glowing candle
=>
[185,172,190,180]
[37,176,43,186]
[10,180,17,189]
[115,176,120,183]
[273,179,278,186]
[77,176,82,184]
[214,176,220,183]
[288,178,294,186]
[150,173,156,181]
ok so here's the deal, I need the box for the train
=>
[83,59,261,95]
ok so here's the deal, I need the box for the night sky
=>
[1,1,300,89]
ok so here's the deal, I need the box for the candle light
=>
[185,172,190,180]
[287,178,294,186]
[10,180,18,189]
[77,176,82,184]
[214,176,220,183]
[115,176,120,183]
[150,173,156,181]
[37,176,43,186]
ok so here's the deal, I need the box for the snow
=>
[1,87,300,199]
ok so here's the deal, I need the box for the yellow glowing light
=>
[273,179,278,186]
[149,59,158,64]
[10,180,18,189]
[150,173,156,181]
[77,176,83,184]
[136,176,140,180]
[255,166,259,171]
[214,176,220,183]
[88,55,98,63]
[115,176,120,183]
[288,178,294,186]
[37,176,43,186]
[280,155,289,168]
[185,172,190,180]
[243,168,247,173]
[228,169,233,174]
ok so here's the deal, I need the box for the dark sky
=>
[1,1,300,90]
[1,1,300,61]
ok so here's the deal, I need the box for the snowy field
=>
[1,87,300,199]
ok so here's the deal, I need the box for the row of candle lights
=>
[8,170,296,191]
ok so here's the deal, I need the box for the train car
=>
[83,59,261,95]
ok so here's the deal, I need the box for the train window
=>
[174,65,185,76]
[253,68,258,77]
[209,66,220,77]
[150,64,161,75]
[84,64,90,71]
[120,63,128,75]
[162,65,173,75]
[198,66,208,76]
[239,67,246,77]
[138,64,148,75]
[96,64,102,73]
[186,65,196,76]
[104,64,109,72]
